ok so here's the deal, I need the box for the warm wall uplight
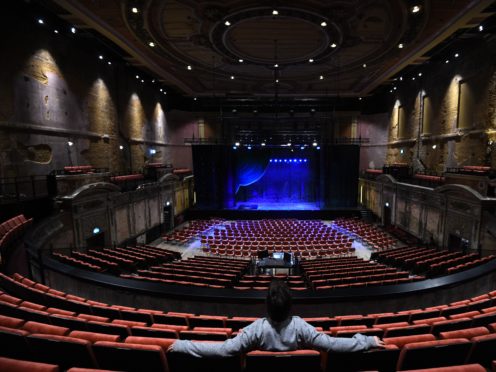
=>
[411,5,421,13]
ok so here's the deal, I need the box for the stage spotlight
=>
[300,146,304,150]
[316,146,320,150]
[312,142,318,147]
[289,159,293,162]
[261,142,266,146]
[269,159,273,162]
[233,146,237,150]
[304,159,308,162]
[247,146,252,150]
[92,227,101,235]
[235,142,240,146]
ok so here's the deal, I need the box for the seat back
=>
[397,338,472,370]
[27,334,97,370]
[467,333,496,367]
[0,326,30,360]
[0,356,59,372]
[246,350,321,372]
[93,341,168,372]
[326,345,399,372]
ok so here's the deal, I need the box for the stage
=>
[234,202,320,211]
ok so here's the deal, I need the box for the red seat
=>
[0,356,59,372]
[439,327,489,340]
[69,330,120,343]
[22,321,69,336]
[400,364,485,372]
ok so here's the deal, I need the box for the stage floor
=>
[233,202,320,211]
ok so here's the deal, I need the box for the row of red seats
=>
[0,214,32,250]
[109,173,144,183]
[163,219,224,244]
[333,217,396,249]
[63,165,93,174]
[2,274,496,371]
[1,272,496,370]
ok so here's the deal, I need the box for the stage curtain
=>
[234,150,270,193]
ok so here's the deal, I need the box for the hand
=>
[373,336,386,348]
[167,342,175,352]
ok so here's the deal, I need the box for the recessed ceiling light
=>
[187,65,192,70]
[230,75,235,80]
[274,64,278,68]
[398,43,404,49]
[358,97,362,101]
[330,43,337,48]
[412,77,416,80]
[119,145,124,150]
[238,59,244,63]
[309,58,314,63]
[454,53,460,58]
[418,72,422,77]
[54,30,59,34]
[321,21,327,27]
[411,5,421,13]
[275,79,279,83]
[362,63,367,68]
[272,9,279,15]
[98,55,103,60]
[160,88,163,92]
[149,41,155,47]
[193,97,197,101]
[107,61,111,65]
[445,59,450,64]
[479,25,484,31]
[224,20,231,26]
[71,27,76,34]
[136,75,139,79]
[131,7,138,14]
[319,75,324,80]
[38,19,44,24]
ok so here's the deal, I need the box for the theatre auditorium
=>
[1,0,496,371]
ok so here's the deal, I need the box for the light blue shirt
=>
[172,316,377,357]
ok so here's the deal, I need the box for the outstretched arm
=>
[297,319,381,352]
[170,322,260,358]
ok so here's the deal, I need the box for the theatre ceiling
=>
[46,0,494,100]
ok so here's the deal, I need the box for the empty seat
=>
[85,321,130,339]
[93,341,168,372]
[22,321,69,336]
[326,345,399,372]
[466,333,496,367]
[26,334,97,370]
[68,330,120,343]
[246,350,321,372]
[439,327,489,340]
[0,356,59,372]
[400,364,485,372]
[397,338,472,370]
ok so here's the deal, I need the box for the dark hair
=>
[266,280,292,322]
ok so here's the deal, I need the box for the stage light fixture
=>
[479,25,484,31]
[38,19,44,24]
[274,64,279,68]
[358,97,362,101]
[321,21,327,27]
[92,227,101,234]
[166,201,170,206]
[187,65,192,70]
[269,159,273,162]
[247,146,252,150]
[230,75,235,80]
[454,53,460,58]
[149,148,156,155]
[261,142,266,146]
[411,5,421,13]
[224,20,231,26]
[418,72,422,77]
[67,141,74,147]
[398,43,404,49]
[309,58,314,63]
[362,63,367,68]
[272,9,279,15]
[312,142,317,147]
[71,27,76,34]
[239,59,244,63]
[445,59,450,64]
[319,75,324,80]
[400,149,404,154]
[235,142,240,146]
[316,146,320,150]
[385,202,390,207]
[287,142,291,146]
[330,43,337,48]
[54,30,59,34]
[432,144,437,149]
[119,145,124,150]
[131,7,138,13]
[149,42,155,47]
[99,55,103,60]
[107,61,111,65]
[233,146,237,150]
[304,159,308,162]
[300,146,304,150]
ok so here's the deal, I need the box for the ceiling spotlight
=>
[274,64,279,68]
[319,75,324,80]
[418,72,422,77]
[411,5,421,13]
[358,97,362,101]
[163,91,167,95]
[107,61,111,65]
[38,19,44,24]
[235,142,240,146]
[454,53,459,58]
[330,43,337,48]
[247,146,252,150]
[309,58,314,63]
[238,59,244,63]
[224,20,231,26]
[119,145,124,150]
[131,7,138,13]
[275,79,279,83]
[149,41,155,47]
[193,97,197,100]
[54,30,59,34]
[261,142,266,146]
[399,76,403,81]
[160,88,163,92]
[141,79,144,83]
[445,59,450,64]
[98,55,103,60]
[398,43,404,49]
[321,21,327,27]
[187,65,192,70]
[230,75,235,80]
[152,79,155,83]
[479,25,484,31]
[287,142,292,146]
[432,144,437,149]
[393,86,397,90]
[136,75,139,79]
[272,9,279,15]
[70,27,77,34]
[412,77,416,80]
[362,63,367,68]
[67,141,74,147]
[312,142,318,147]
[389,89,393,93]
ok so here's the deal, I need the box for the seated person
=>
[170,280,384,357]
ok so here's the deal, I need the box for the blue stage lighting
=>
[247,146,252,150]
[300,146,304,150]
[293,159,297,162]
[269,159,273,162]
[316,146,320,150]
[233,146,237,150]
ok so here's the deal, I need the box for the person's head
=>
[266,280,292,322]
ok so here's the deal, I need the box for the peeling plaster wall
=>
[0,10,196,179]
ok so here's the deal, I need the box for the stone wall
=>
[0,10,206,179]
[359,37,496,172]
